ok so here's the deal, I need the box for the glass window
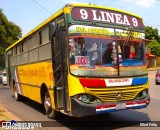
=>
[17,45,21,55]
[23,40,29,52]
[39,43,51,60]
[68,25,147,77]
[41,27,49,44]
[3,72,6,76]
[12,47,16,57]
[29,49,38,62]
[69,37,118,77]
[157,69,160,74]
[29,34,39,50]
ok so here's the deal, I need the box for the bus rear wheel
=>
[44,91,60,119]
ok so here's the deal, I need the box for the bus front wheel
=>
[44,91,60,119]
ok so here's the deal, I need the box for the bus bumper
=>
[71,95,150,117]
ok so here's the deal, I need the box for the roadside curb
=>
[0,105,21,121]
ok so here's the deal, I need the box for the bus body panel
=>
[70,94,150,117]
[13,61,54,104]
[68,74,85,96]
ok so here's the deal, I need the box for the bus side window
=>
[69,39,76,64]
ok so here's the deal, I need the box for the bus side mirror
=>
[50,22,56,38]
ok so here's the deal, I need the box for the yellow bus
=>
[6,3,150,119]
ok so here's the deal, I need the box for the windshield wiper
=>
[123,27,133,46]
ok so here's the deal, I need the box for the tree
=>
[147,40,160,56]
[0,9,22,69]
[145,26,160,42]
[145,26,160,56]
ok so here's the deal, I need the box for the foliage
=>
[145,26,160,42]
[0,9,22,69]
[145,26,160,56]
[147,40,160,56]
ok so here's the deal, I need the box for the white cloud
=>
[136,0,156,8]
[122,0,157,8]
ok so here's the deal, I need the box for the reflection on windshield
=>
[69,37,147,77]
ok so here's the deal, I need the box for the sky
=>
[0,0,160,36]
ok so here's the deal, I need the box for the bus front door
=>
[52,27,69,112]
[6,50,12,87]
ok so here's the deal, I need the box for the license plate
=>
[116,102,126,110]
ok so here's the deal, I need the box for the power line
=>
[28,0,49,16]
[95,0,105,5]
[89,0,99,4]
[106,0,119,5]
[89,0,119,6]
[95,0,119,5]
[32,0,52,15]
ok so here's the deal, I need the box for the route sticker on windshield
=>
[75,56,90,66]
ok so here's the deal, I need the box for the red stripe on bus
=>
[96,104,116,109]
[79,78,106,88]
[126,100,148,105]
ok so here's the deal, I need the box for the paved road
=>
[0,70,160,130]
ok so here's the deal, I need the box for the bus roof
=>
[6,3,143,51]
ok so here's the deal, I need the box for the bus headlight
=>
[74,94,102,104]
[142,90,148,98]
[135,89,148,100]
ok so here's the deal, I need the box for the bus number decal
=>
[132,18,138,27]
[71,7,143,29]
[75,56,90,66]
[80,9,88,19]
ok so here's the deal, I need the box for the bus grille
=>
[85,85,144,102]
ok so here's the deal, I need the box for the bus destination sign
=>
[71,7,144,29]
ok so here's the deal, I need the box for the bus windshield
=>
[68,25,147,77]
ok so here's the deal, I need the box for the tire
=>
[13,85,22,101]
[44,91,61,119]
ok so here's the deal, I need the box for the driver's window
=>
[119,42,144,66]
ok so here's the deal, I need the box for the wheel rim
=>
[14,89,18,99]
[14,87,18,99]
[44,95,52,115]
